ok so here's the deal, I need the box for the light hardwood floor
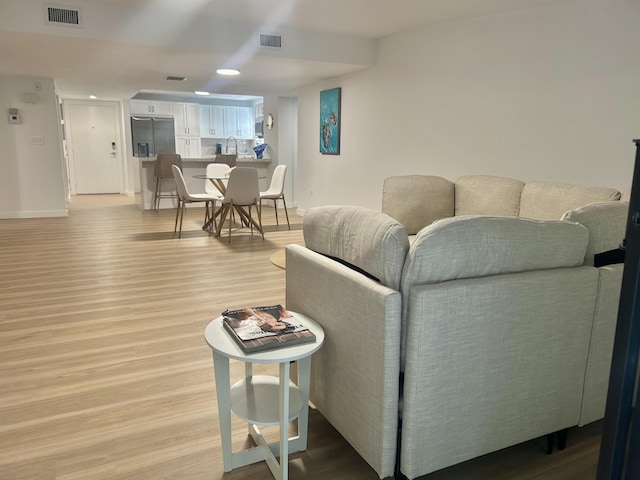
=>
[0,195,602,479]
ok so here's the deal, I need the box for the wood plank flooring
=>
[0,195,602,479]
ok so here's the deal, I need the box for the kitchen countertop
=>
[139,156,271,165]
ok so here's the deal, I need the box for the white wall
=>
[297,0,640,212]
[0,75,67,218]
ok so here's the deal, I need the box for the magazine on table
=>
[222,304,316,353]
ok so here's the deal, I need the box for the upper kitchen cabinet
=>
[224,106,254,139]
[199,105,225,138]
[130,99,172,116]
[173,102,201,158]
[173,102,201,137]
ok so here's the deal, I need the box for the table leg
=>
[212,351,233,472]
[279,360,290,480]
[235,205,264,235]
[296,357,312,451]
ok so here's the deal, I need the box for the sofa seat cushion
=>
[519,181,621,220]
[455,175,524,217]
[303,205,409,290]
[401,215,589,287]
[562,201,629,265]
[382,175,454,235]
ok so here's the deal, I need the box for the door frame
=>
[63,99,125,195]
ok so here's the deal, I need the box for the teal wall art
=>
[320,87,341,155]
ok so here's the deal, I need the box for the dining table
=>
[193,173,266,237]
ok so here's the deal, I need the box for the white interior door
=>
[66,101,121,194]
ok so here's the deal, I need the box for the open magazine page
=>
[222,305,307,341]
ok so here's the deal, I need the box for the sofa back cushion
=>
[303,205,409,290]
[563,201,629,265]
[455,175,524,217]
[382,175,454,235]
[401,215,589,287]
[519,181,621,220]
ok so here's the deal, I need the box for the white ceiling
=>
[0,0,575,101]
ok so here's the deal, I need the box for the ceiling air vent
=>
[44,4,82,27]
[259,34,282,49]
[165,76,187,82]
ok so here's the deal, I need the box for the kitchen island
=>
[138,156,271,210]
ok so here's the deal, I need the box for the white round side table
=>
[204,312,324,480]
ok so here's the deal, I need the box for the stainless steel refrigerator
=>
[131,115,176,157]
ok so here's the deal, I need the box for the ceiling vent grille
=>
[44,4,82,27]
[259,34,282,49]
[165,76,187,81]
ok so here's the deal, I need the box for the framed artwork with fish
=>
[320,87,341,155]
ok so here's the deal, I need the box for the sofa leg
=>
[545,428,569,454]
[546,432,556,454]
[557,428,568,451]
[394,418,406,479]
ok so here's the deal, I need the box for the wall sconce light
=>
[266,113,274,130]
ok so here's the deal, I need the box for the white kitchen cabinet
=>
[175,136,201,158]
[173,102,201,157]
[237,107,253,139]
[223,106,254,139]
[199,105,225,138]
[173,102,200,137]
[130,100,172,115]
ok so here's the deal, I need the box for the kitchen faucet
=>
[225,136,238,154]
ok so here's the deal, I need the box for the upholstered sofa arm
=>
[285,244,401,479]
[562,200,629,265]
[303,205,409,290]
[519,181,621,220]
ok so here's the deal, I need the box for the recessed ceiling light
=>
[216,68,240,76]
[194,91,210,96]
[89,95,97,99]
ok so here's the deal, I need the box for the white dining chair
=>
[205,163,229,197]
[215,167,264,243]
[171,165,220,237]
[260,164,290,230]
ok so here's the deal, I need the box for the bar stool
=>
[153,153,182,210]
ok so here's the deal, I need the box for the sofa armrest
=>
[519,181,621,220]
[303,205,409,290]
[562,200,629,265]
[285,244,401,479]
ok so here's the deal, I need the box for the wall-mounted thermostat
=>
[8,108,20,124]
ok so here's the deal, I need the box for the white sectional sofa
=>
[285,175,628,479]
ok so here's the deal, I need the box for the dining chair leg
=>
[228,202,234,243]
[174,198,181,232]
[255,201,264,240]
[215,205,230,238]
[248,205,254,236]
[273,199,279,226]
[210,201,218,233]
[178,201,187,238]
[154,178,160,210]
[281,194,291,230]
[203,201,212,232]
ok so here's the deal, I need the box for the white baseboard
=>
[0,209,68,219]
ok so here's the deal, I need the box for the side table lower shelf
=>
[231,375,304,425]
